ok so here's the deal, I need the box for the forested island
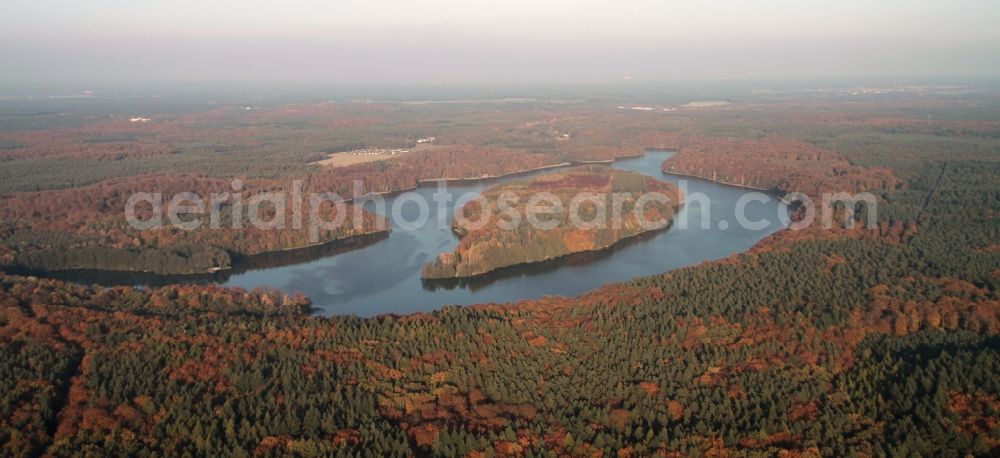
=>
[422,167,681,279]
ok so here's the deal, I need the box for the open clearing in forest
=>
[313,143,437,168]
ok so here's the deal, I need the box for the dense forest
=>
[0,174,386,275]
[660,134,901,197]
[0,93,998,456]
[423,167,681,279]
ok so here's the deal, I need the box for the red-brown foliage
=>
[662,134,900,197]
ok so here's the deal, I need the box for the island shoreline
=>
[422,214,679,281]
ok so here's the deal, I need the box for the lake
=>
[214,151,789,316]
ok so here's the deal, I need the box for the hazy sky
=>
[2,0,998,85]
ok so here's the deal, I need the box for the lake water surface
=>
[214,151,790,316]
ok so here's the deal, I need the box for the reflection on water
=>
[14,152,789,317]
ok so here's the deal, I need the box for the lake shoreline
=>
[414,151,652,187]
[421,216,677,282]
[3,229,391,282]
[660,169,776,193]
[423,196,683,281]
